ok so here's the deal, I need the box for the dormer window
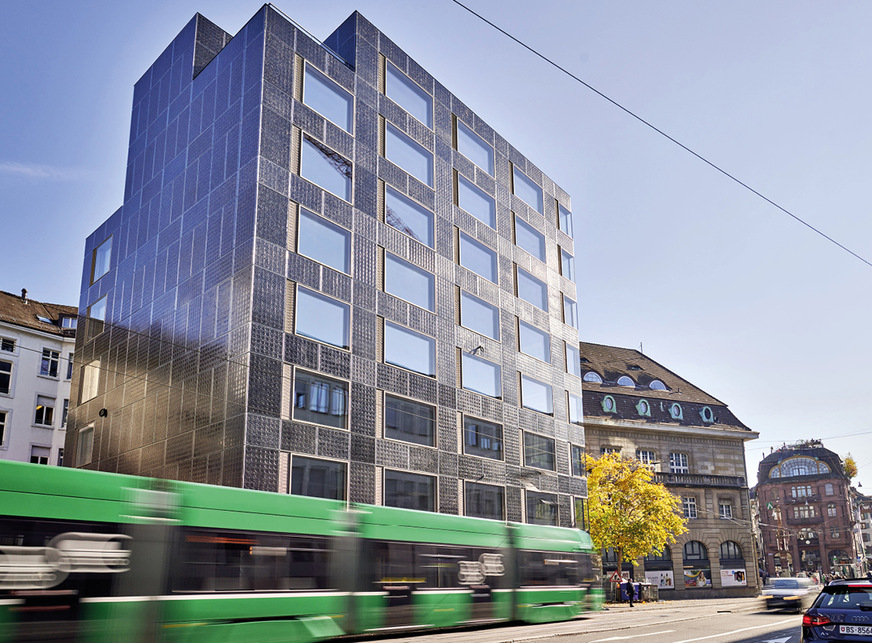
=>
[649,380,667,391]
[602,395,616,413]
[669,403,683,420]
[700,406,714,423]
[636,399,651,417]
[617,375,634,387]
[583,371,603,384]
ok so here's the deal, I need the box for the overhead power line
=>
[451,0,872,269]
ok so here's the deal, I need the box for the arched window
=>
[644,547,671,561]
[683,541,708,560]
[602,395,616,413]
[617,375,635,387]
[669,403,683,420]
[719,541,743,560]
[827,503,837,517]
[818,462,830,474]
[780,456,818,478]
[649,379,667,391]
[583,371,603,383]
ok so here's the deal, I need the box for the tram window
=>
[416,545,472,588]
[518,550,581,587]
[175,528,332,592]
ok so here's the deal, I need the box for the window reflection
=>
[303,65,353,133]
[568,393,583,425]
[565,343,581,377]
[456,120,494,175]
[524,433,556,471]
[514,216,545,261]
[385,61,432,127]
[521,375,553,414]
[513,167,543,214]
[301,136,353,201]
[385,395,435,447]
[465,482,504,520]
[560,247,575,281]
[385,123,433,187]
[291,456,347,500]
[385,186,433,247]
[293,371,348,430]
[295,286,350,349]
[518,320,550,363]
[517,268,548,311]
[457,175,496,228]
[384,469,435,511]
[298,209,351,274]
[459,291,500,340]
[461,352,501,398]
[463,416,503,460]
[459,232,498,283]
[563,294,578,329]
[91,237,112,283]
[385,253,435,312]
[558,202,573,237]
[384,321,436,376]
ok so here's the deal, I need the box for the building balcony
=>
[786,494,820,505]
[786,515,824,526]
[797,537,820,547]
[653,472,746,488]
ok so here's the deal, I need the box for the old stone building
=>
[580,341,759,598]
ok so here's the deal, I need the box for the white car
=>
[762,577,820,612]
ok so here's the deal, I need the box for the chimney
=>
[20,288,27,301]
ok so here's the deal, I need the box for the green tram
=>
[0,460,602,642]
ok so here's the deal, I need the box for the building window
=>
[0,410,6,446]
[301,135,353,201]
[670,452,689,474]
[40,348,60,378]
[794,505,816,519]
[66,353,74,380]
[291,456,346,500]
[791,485,812,498]
[61,316,77,329]
[516,267,548,311]
[0,360,11,395]
[574,497,588,530]
[302,64,353,133]
[520,375,553,415]
[602,395,616,413]
[458,231,498,283]
[293,371,348,430]
[384,253,435,312]
[298,208,351,274]
[669,403,683,420]
[617,375,634,387]
[384,470,435,512]
[636,450,656,465]
[524,432,555,470]
[459,291,499,340]
[465,482,504,520]
[557,202,573,237]
[527,491,558,525]
[385,186,434,247]
[460,352,502,398]
[583,371,603,383]
[565,343,581,377]
[649,379,667,391]
[560,247,575,281]
[512,166,543,214]
[831,529,840,539]
[601,446,620,455]
[568,393,583,425]
[518,320,550,363]
[682,497,698,519]
[571,444,585,476]
[76,425,94,466]
[385,60,432,127]
[463,416,503,460]
[295,287,350,349]
[57,448,63,467]
[80,360,101,402]
[825,483,834,495]
[61,399,69,428]
[385,395,435,447]
[456,119,494,175]
[719,541,742,560]
[700,406,715,423]
[457,174,496,228]
[34,396,55,427]
[514,215,545,261]
[563,294,578,329]
[636,399,651,416]
[0,338,15,353]
[719,503,733,519]
[384,322,436,377]
[385,122,433,187]
[91,236,112,283]
[87,295,107,338]
[30,446,50,465]
[827,503,837,517]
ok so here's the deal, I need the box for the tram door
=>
[376,542,417,628]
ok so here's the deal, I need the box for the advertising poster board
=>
[684,569,711,588]
[644,570,675,589]
[720,568,747,587]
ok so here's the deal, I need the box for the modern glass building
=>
[67,7,583,526]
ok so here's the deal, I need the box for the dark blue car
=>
[801,579,872,641]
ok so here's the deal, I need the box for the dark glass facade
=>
[67,8,584,525]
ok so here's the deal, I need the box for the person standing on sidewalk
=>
[624,578,636,607]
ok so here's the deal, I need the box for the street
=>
[352,598,803,643]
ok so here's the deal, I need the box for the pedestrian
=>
[624,578,636,607]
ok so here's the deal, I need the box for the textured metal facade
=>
[67,8,585,526]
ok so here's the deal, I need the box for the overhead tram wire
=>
[450,0,872,270]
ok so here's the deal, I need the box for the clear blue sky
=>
[2,1,870,490]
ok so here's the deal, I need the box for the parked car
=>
[802,578,872,641]
[762,576,820,612]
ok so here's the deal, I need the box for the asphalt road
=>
[352,598,805,643]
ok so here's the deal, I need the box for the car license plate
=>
[840,625,872,635]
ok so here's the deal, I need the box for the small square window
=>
[384,322,436,377]
[385,122,433,187]
[719,503,733,519]
[298,209,351,274]
[518,320,550,363]
[291,456,347,500]
[0,338,15,353]
[384,253,435,312]
[526,491,558,525]
[459,291,499,340]
[385,395,435,447]
[512,167,544,214]
[465,482,504,520]
[457,174,496,228]
[456,119,494,175]
[293,371,348,430]
[516,268,548,311]
[302,64,353,133]
[301,136,353,201]
[670,452,689,474]
[463,416,503,460]
[524,432,555,470]
[295,286,350,350]
[514,215,546,261]
[30,445,50,465]
[458,232,498,284]
[385,60,432,127]
[385,186,434,247]
[384,469,435,512]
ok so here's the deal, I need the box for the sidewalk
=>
[602,596,763,613]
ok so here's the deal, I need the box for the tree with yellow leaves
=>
[844,454,858,479]
[586,452,688,575]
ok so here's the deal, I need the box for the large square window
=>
[291,456,347,500]
[563,295,578,329]
[456,119,494,175]
[568,392,583,425]
[514,215,546,261]
[465,482,505,521]
[565,343,581,377]
[385,395,435,447]
[303,64,353,133]
[461,352,501,398]
[34,395,55,427]
[40,349,60,378]
[516,268,548,311]
[513,167,543,214]
[385,61,432,127]
[384,322,436,377]
[91,236,112,283]
[385,253,435,312]
[385,186,434,247]
[527,491,558,525]
[301,135,353,201]
[463,416,503,460]
[457,175,496,228]
[560,247,575,281]
[459,232,498,283]
[0,361,11,395]
[385,470,435,512]
[76,425,94,466]
[570,444,585,477]
[459,291,499,340]
[295,286,350,349]
[524,432,555,471]
[298,209,351,274]
[293,371,348,430]
[518,320,550,363]
[385,123,433,187]
[521,375,553,415]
